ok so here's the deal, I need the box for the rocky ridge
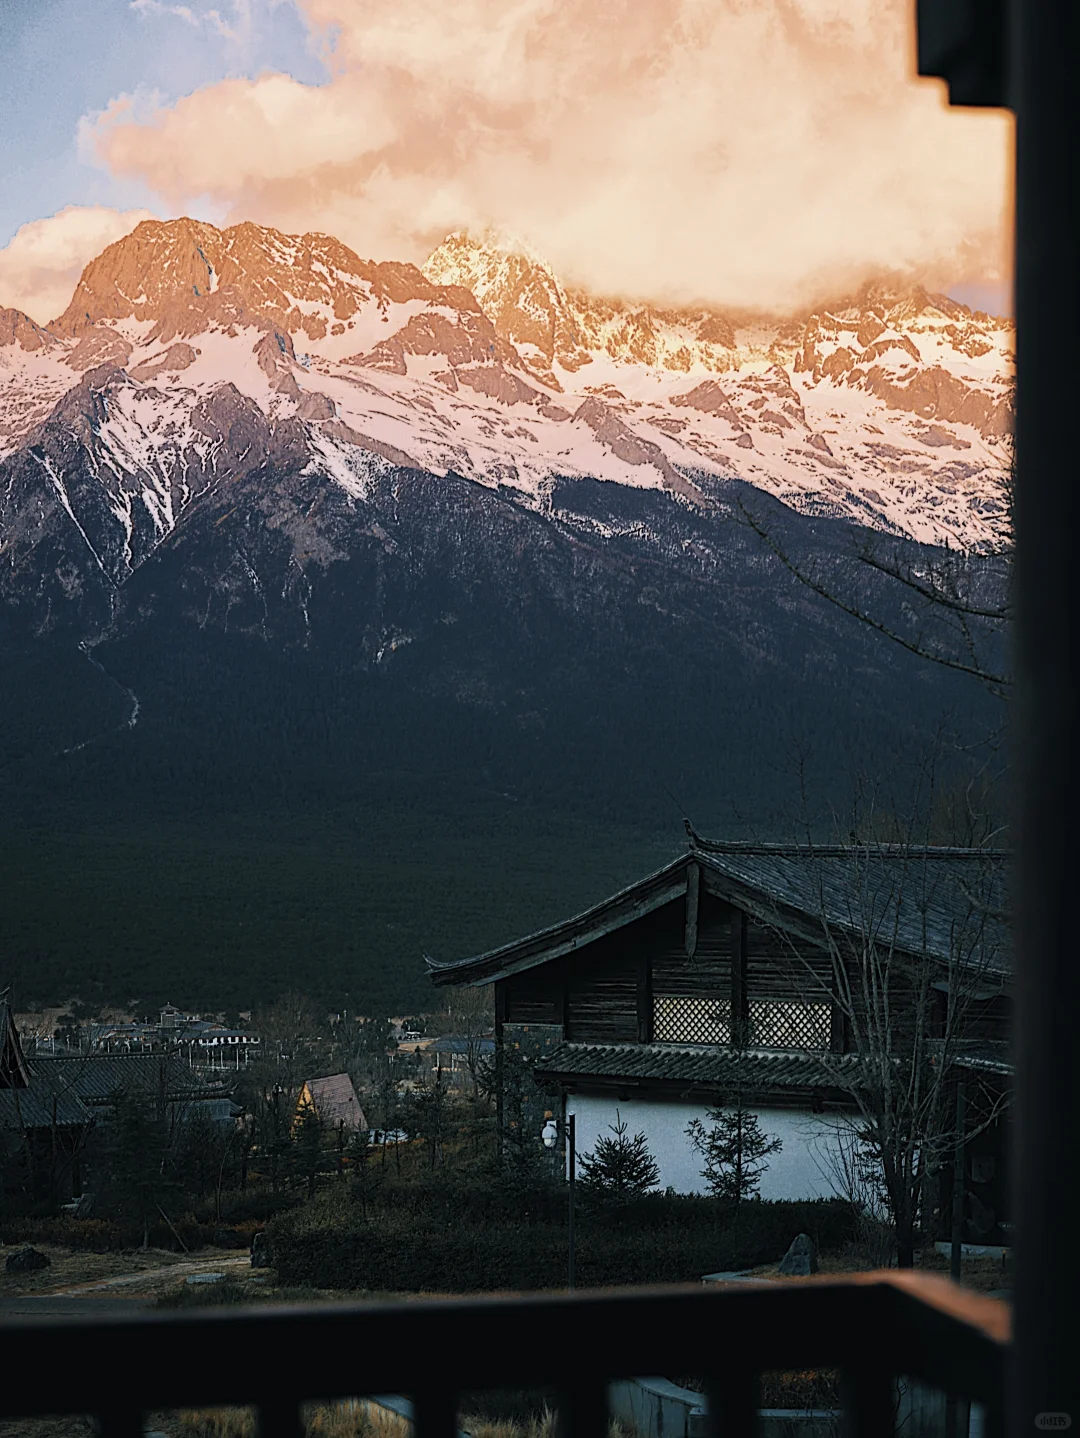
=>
[0,217,1014,613]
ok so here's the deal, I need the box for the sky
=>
[0,0,1013,326]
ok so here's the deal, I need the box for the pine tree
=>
[578,1112,660,1201]
[686,1099,782,1207]
[100,1089,175,1247]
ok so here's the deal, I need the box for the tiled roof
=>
[428,856,689,986]
[32,1054,230,1104]
[0,1063,94,1130]
[690,836,1009,978]
[429,1035,496,1055]
[428,838,1009,986]
[533,1042,865,1093]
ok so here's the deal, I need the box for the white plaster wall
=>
[566,1094,856,1201]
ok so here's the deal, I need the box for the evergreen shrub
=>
[268,1191,855,1292]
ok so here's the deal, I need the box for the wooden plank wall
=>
[502,968,563,1026]
[745,917,834,1001]
[495,893,1009,1057]
[651,900,734,997]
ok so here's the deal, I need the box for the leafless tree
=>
[430,983,494,1093]
[745,789,1010,1268]
[734,479,1011,698]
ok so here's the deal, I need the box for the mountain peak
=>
[0,306,57,352]
[49,217,445,349]
[422,231,588,387]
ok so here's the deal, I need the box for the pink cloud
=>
[0,206,157,326]
[82,0,1011,311]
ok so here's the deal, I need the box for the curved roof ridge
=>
[685,826,1010,859]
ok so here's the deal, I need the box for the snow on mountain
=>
[0,218,1013,582]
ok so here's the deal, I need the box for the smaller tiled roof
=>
[301,1073,367,1132]
[534,1042,864,1094]
[429,1035,496,1055]
[32,1054,231,1105]
[0,1064,94,1130]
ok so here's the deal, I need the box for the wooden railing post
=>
[1009,0,1080,1426]
[556,1382,609,1438]
[840,1368,894,1438]
[705,1371,759,1437]
[257,1402,304,1438]
[97,1410,145,1438]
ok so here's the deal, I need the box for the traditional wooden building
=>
[31,1053,240,1127]
[1,992,94,1204]
[429,833,1011,1241]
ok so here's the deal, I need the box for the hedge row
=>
[268,1196,856,1292]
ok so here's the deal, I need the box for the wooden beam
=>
[684,862,700,959]
[636,951,652,1044]
[829,1002,846,1055]
[731,909,748,1048]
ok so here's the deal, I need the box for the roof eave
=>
[428,854,691,987]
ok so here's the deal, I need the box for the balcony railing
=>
[0,1271,1007,1438]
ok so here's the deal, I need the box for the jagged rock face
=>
[789,283,1014,439]
[0,220,1008,841]
[421,232,592,385]
[0,367,293,621]
[0,307,56,352]
[50,217,483,351]
[356,297,524,376]
[0,215,1014,609]
[421,232,742,383]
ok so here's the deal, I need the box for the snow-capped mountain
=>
[0,214,1008,868]
[0,218,1012,603]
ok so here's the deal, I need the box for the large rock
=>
[778,1233,818,1277]
[250,1231,271,1268]
[5,1245,50,1274]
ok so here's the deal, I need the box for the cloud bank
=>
[53,0,1013,313]
[0,206,157,326]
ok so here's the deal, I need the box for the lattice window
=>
[653,995,731,1045]
[748,999,831,1050]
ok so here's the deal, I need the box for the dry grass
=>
[165,1403,632,1438]
[462,1414,631,1438]
[0,1420,94,1438]
[461,1410,557,1438]
[171,1400,417,1438]
[913,1245,1010,1293]
[0,1243,190,1297]
[743,1244,1010,1295]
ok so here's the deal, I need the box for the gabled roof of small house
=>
[299,1073,367,1132]
[427,833,1010,986]
[32,1054,232,1105]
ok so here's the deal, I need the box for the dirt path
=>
[36,1251,250,1297]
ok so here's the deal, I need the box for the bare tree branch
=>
[733,495,1010,693]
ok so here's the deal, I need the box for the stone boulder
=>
[778,1233,818,1277]
[5,1245,50,1274]
[250,1230,271,1268]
